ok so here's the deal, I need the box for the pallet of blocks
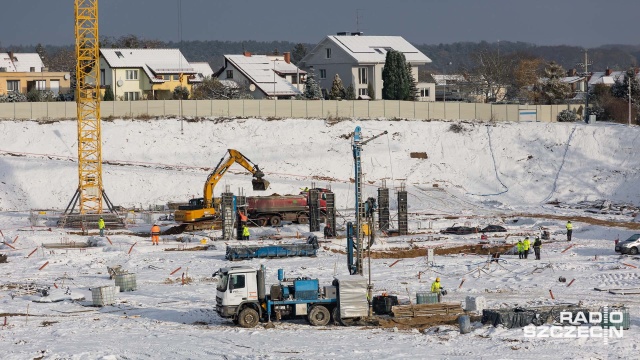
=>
[391,302,464,318]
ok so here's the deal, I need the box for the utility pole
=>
[629,70,632,126]
[577,50,592,122]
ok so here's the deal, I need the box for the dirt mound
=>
[366,243,514,259]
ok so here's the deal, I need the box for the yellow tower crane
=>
[63,0,118,227]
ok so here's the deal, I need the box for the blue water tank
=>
[278,269,284,281]
[294,279,319,300]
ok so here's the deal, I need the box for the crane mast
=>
[63,0,117,222]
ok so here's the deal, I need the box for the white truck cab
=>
[215,266,262,321]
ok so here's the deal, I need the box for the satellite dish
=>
[117,80,124,87]
[64,74,70,80]
[249,84,256,92]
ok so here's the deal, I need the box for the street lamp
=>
[444,62,452,119]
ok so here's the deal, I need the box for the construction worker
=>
[533,237,542,260]
[151,223,161,245]
[523,237,531,259]
[431,277,443,302]
[98,217,105,237]
[324,224,333,239]
[242,224,250,240]
[517,240,524,259]
[566,221,573,241]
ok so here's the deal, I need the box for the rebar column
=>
[221,191,236,240]
[325,191,336,234]
[309,189,320,232]
[397,184,408,236]
[378,185,390,231]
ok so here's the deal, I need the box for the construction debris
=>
[391,302,464,318]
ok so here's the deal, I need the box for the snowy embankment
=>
[0,118,639,214]
[1,118,640,360]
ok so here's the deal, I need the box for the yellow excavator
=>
[174,149,270,229]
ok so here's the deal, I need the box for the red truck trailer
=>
[247,190,328,226]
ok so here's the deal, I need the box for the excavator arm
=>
[202,149,270,208]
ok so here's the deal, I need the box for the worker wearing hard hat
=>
[242,224,250,240]
[98,217,105,237]
[151,223,161,246]
[566,221,573,241]
[431,277,444,303]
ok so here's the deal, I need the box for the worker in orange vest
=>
[151,223,161,245]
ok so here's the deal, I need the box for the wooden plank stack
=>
[392,302,464,318]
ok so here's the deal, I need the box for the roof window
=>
[115,51,124,58]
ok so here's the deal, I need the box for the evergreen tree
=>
[406,63,418,101]
[291,43,308,65]
[329,74,346,100]
[382,50,411,100]
[304,68,322,100]
[611,68,640,102]
[35,43,47,65]
[345,84,356,100]
[367,83,375,100]
[103,86,115,101]
[173,85,190,100]
[540,61,570,104]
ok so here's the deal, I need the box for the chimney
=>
[284,52,291,64]
[244,51,252,57]
[8,51,14,60]
[605,68,613,76]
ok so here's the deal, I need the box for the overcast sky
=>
[1,0,638,47]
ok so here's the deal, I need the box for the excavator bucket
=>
[252,178,270,191]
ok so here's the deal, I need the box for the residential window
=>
[7,80,19,92]
[35,80,46,90]
[420,88,430,97]
[172,75,180,81]
[226,70,233,79]
[163,75,171,81]
[291,74,298,84]
[326,48,332,59]
[358,67,367,85]
[359,88,368,96]
[126,70,138,80]
[124,91,140,101]
[100,69,105,85]
[319,69,326,79]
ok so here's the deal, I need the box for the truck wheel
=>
[308,305,330,326]
[269,216,282,226]
[630,247,639,255]
[257,217,268,227]
[331,307,344,326]
[238,307,259,328]
[297,214,309,224]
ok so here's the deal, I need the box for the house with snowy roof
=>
[0,52,71,96]
[299,33,434,101]
[99,48,197,100]
[188,62,214,84]
[214,52,306,99]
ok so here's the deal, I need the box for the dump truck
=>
[174,149,269,230]
[246,188,329,226]
[215,266,369,327]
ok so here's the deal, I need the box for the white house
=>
[100,48,196,100]
[299,33,434,101]
[214,52,305,99]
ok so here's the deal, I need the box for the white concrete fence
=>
[0,100,582,122]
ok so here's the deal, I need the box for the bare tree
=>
[469,48,516,102]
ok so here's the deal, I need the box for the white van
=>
[615,234,640,255]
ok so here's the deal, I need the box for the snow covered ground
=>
[1,118,640,359]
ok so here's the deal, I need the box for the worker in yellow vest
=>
[517,240,524,259]
[242,225,250,240]
[98,217,105,237]
[523,237,531,259]
[566,221,573,241]
[431,277,443,302]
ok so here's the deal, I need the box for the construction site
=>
[0,1,639,359]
